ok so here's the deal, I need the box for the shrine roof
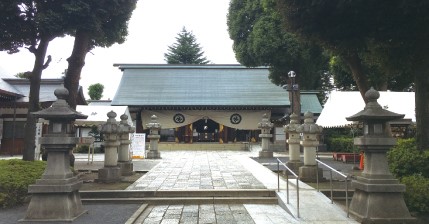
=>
[111,64,322,113]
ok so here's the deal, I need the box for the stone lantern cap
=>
[146,115,161,129]
[284,113,300,133]
[346,87,404,122]
[32,87,87,120]
[297,111,323,134]
[100,111,119,134]
[119,114,135,133]
[258,113,273,129]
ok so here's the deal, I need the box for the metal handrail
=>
[277,158,300,218]
[315,159,350,217]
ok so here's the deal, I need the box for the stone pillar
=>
[98,111,121,183]
[118,114,135,176]
[346,87,415,223]
[23,87,87,222]
[258,113,274,158]
[146,115,161,159]
[284,113,303,173]
[297,111,323,182]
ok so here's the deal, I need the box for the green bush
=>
[401,174,429,214]
[0,159,46,208]
[387,138,429,178]
[326,136,355,152]
[73,145,90,153]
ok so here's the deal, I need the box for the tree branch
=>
[42,55,52,70]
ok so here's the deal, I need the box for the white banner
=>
[141,110,270,130]
[131,133,146,159]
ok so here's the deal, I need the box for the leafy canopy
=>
[164,27,210,64]
[88,83,104,100]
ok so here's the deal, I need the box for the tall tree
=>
[88,83,104,100]
[1,0,68,160]
[164,27,210,64]
[63,0,137,109]
[276,0,429,150]
[227,0,328,114]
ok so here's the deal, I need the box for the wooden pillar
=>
[219,124,224,144]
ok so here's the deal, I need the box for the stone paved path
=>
[127,151,266,190]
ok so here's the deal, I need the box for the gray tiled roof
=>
[112,64,322,113]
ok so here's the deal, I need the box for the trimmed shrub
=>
[0,159,46,208]
[401,174,429,214]
[326,136,355,152]
[387,138,429,178]
[73,145,90,153]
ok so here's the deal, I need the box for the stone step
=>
[157,143,248,151]
[82,196,278,205]
[80,189,277,198]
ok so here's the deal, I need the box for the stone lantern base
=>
[22,177,86,222]
[259,151,273,158]
[118,161,134,176]
[299,165,324,182]
[349,177,416,223]
[97,166,122,183]
[286,160,303,174]
[146,150,161,159]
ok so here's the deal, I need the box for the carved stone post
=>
[146,115,161,159]
[346,87,415,223]
[98,111,121,183]
[284,113,303,173]
[23,87,87,222]
[118,114,135,176]
[258,113,274,158]
[297,111,323,182]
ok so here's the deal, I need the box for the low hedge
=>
[401,174,429,214]
[326,136,355,152]
[0,159,45,208]
[387,138,429,214]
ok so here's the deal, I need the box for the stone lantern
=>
[346,87,414,223]
[146,115,161,159]
[284,113,303,173]
[297,111,323,182]
[98,110,121,183]
[118,114,135,176]
[23,87,87,222]
[258,113,274,158]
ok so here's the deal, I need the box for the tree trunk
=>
[22,38,50,161]
[414,71,429,151]
[64,29,90,109]
[342,52,370,102]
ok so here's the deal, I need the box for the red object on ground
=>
[359,153,365,170]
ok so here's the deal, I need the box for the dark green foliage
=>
[88,83,104,100]
[387,138,429,214]
[164,27,210,64]
[227,0,328,89]
[0,159,45,208]
[387,138,429,178]
[400,174,429,214]
[74,145,89,153]
[326,137,354,152]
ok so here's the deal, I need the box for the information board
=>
[131,133,146,159]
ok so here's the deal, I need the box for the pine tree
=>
[164,27,210,64]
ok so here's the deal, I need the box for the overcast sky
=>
[0,0,238,99]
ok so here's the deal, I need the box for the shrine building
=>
[111,64,322,149]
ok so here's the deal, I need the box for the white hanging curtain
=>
[141,110,270,130]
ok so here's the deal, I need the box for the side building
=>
[112,64,322,149]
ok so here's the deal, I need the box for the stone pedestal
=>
[98,111,122,183]
[346,88,415,223]
[24,151,86,222]
[297,112,323,182]
[284,113,303,174]
[146,115,161,159]
[258,113,274,158]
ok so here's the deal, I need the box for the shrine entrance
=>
[193,118,219,142]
